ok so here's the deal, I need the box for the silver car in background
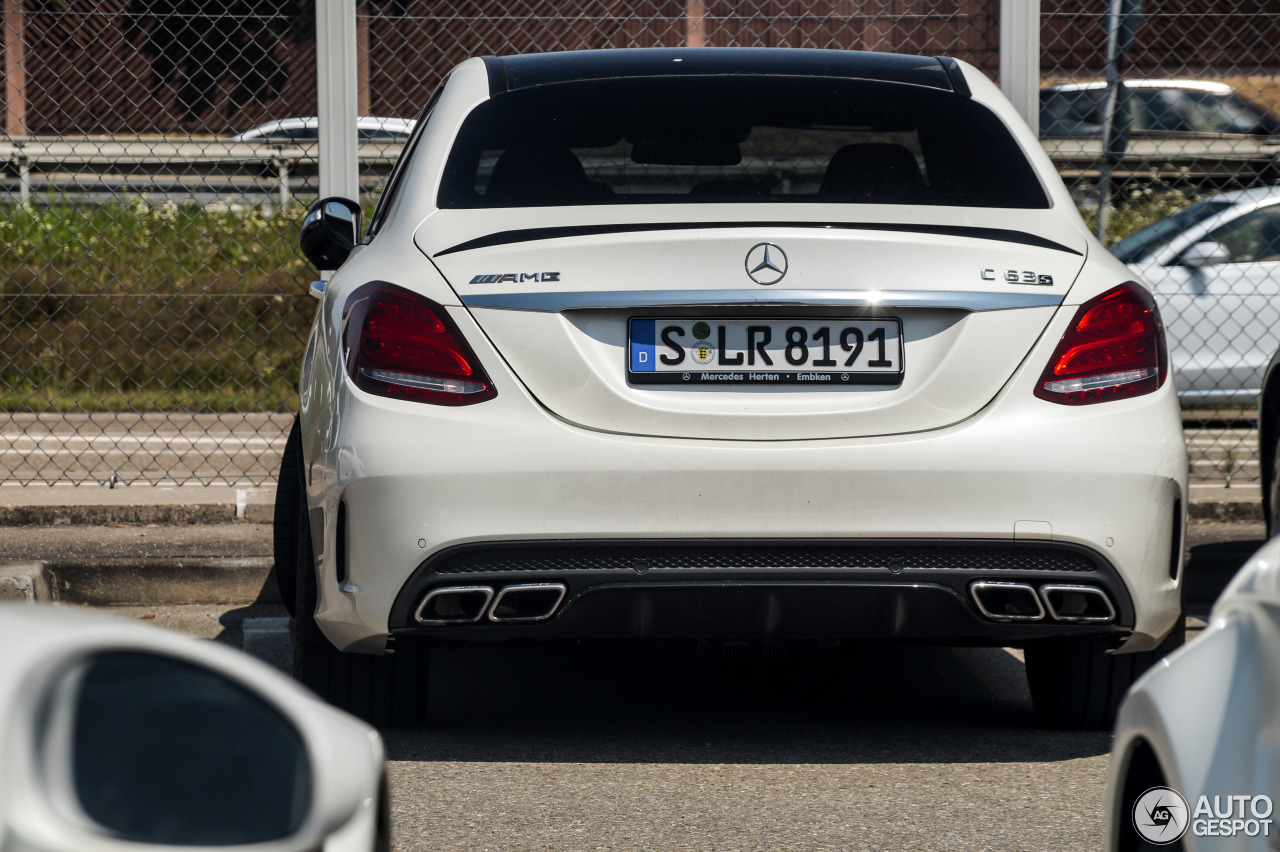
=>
[231,116,416,143]
[1113,188,1280,406]
[1105,534,1280,851]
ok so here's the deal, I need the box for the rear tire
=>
[1025,620,1185,730]
[272,416,302,617]
[1268,428,1280,537]
[291,469,431,728]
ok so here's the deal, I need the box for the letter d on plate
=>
[630,319,656,372]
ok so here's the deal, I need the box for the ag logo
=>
[745,243,788,285]
[1133,786,1190,845]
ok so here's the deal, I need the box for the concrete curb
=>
[1188,501,1264,522]
[0,503,273,526]
[0,558,276,607]
[0,561,51,602]
[46,558,279,606]
[0,498,1264,526]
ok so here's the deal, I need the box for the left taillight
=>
[343,282,496,406]
[1034,281,1168,406]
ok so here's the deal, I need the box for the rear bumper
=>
[306,362,1186,654]
[388,538,1134,644]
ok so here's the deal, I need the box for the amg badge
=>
[469,272,561,284]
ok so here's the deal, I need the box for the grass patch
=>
[0,202,313,412]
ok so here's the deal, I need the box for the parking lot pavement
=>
[101,602,1112,851]
[388,640,1115,852]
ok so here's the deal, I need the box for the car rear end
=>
[299,49,1187,725]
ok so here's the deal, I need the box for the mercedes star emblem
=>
[745,242,788,285]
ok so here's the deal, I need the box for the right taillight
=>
[343,281,496,406]
[1034,282,1168,406]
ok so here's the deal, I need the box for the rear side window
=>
[1040,89,1105,135]
[438,77,1049,209]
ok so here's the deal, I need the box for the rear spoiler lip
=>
[433,220,1084,258]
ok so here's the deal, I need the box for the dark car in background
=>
[1040,80,1280,140]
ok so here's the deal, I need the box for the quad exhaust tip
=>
[969,581,1117,624]
[414,585,494,625]
[969,582,1045,622]
[488,583,567,623]
[1040,584,1116,623]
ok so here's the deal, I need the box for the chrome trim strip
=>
[1040,584,1117,624]
[969,581,1046,622]
[488,582,569,623]
[414,585,495,625]
[461,289,1063,313]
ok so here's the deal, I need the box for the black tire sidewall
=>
[273,416,302,616]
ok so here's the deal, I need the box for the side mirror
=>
[300,196,361,270]
[1180,240,1230,268]
[65,652,313,845]
[0,605,385,852]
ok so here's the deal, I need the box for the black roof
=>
[482,48,970,98]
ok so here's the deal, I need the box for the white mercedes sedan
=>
[279,48,1188,729]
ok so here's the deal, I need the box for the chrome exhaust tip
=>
[414,586,495,625]
[970,581,1046,622]
[488,583,567,623]
[1041,585,1117,623]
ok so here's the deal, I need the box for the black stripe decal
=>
[433,221,1083,257]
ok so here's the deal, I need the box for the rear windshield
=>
[437,77,1049,209]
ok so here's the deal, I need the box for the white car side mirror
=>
[1180,240,1230,268]
[0,605,386,852]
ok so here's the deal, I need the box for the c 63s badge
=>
[982,268,1053,286]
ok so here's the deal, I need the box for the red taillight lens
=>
[343,282,496,406]
[1034,282,1168,406]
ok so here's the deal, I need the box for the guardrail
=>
[0,137,405,208]
[3,135,1277,209]
[1042,137,1280,183]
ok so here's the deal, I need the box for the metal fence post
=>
[317,0,359,205]
[276,156,291,210]
[17,152,29,208]
[999,0,1040,136]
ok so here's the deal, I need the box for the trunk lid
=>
[416,208,1089,440]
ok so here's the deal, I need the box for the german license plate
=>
[627,318,904,386]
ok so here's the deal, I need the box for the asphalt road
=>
[0,412,1262,487]
[117,603,1113,851]
[0,412,292,486]
[87,518,1265,852]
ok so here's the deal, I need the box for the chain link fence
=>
[0,1,1272,486]
[1041,1,1280,485]
[1,1,320,485]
